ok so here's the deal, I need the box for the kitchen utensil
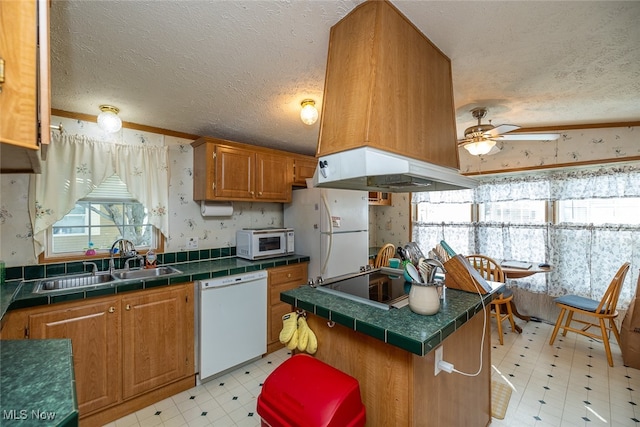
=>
[397,246,408,261]
[404,262,422,283]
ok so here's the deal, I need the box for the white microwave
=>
[236,228,295,260]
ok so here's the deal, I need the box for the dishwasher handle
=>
[200,270,268,289]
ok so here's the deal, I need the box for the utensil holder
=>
[443,255,489,294]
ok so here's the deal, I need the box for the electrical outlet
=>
[434,346,443,376]
[186,237,199,250]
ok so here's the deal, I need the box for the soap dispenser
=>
[145,249,157,268]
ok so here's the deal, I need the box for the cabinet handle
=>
[250,191,255,196]
[287,273,292,278]
[258,192,263,196]
[126,304,131,311]
[108,306,115,313]
[0,58,4,93]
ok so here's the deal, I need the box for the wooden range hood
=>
[316,0,460,171]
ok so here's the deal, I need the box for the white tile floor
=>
[109,318,640,427]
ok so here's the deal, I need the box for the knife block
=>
[443,255,490,295]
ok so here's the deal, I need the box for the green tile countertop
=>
[281,283,502,357]
[1,339,78,426]
[1,254,309,320]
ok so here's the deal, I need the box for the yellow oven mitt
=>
[279,312,298,344]
[297,316,310,352]
[306,327,317,354]
[286,328,299,350]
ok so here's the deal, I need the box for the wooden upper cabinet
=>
[256,151,292,201]
[0,0,50,173]
[192,136,293,202]
[316,0,459,170]
[292,155,317,187]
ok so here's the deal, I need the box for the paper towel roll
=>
[200,201,233,217]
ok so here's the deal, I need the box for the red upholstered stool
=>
[257,354,366,427]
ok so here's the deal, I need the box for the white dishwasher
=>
[198,270,268,383]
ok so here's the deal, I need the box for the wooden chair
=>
[466,254,517,345]
[374,243,396,268]
[549,262,631,367]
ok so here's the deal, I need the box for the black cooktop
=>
[316,268,409,310]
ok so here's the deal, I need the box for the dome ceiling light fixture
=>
[300,99,318,125]
[97,105,123,133]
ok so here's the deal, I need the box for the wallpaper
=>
[459,126,638,174]
[0,117,283,267]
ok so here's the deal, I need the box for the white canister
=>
[408,284,440,315]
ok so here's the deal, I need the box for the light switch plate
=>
[186,237,199,249]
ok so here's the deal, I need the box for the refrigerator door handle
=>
[320,191,333,276]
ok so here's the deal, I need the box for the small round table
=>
[500,262,553,330]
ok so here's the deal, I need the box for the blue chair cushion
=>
[554,295,601,313]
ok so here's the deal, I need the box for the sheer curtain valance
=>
[28,133,169,257]
[474,164,640,203]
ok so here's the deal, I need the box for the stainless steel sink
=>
[35,272,116,293]
[32,266,182,293]
[111,266,181,280]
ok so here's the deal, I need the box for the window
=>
[45,175,159,258]
[558,197,640,225]
[415,202,472,223]
[479,200,547,224]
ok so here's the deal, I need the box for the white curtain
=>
[29,133,169,257]
[412,164,640,309]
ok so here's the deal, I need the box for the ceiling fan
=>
[457,107,560,156]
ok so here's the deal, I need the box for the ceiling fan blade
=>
[484,144,502,156]
[485,124,520,137]
[497,133,560,141]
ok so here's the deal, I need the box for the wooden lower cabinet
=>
[121,287,193,399]
[305,309,491,426]
[28,298,121,415]
[267,263,308,353]
[1,283,195,426]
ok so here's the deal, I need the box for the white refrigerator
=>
[284,186,369,280]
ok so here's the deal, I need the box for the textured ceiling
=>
[50,1,640,156]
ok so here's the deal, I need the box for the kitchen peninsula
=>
[281,282,499,426]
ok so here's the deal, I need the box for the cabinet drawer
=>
[269,263,306,285]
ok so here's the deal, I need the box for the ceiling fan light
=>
[97,105,122,133]
[463,139,496,156]
[300,99,318,125]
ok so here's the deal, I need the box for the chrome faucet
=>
[425,258,447,283]
[109,238,137,272]
[83,261,98,275]
[125,255,144,271]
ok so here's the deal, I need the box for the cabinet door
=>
[256,151,291,201]
[215,145,255,199]
[292,157,317,186]
[121,286,190,399]
[28,298,121,415]
[0,0,40,172]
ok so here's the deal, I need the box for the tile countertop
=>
[0,254,310,321]
[1,339,79,426]
[281,282,503,357]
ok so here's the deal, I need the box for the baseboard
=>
[79,376,195,427]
